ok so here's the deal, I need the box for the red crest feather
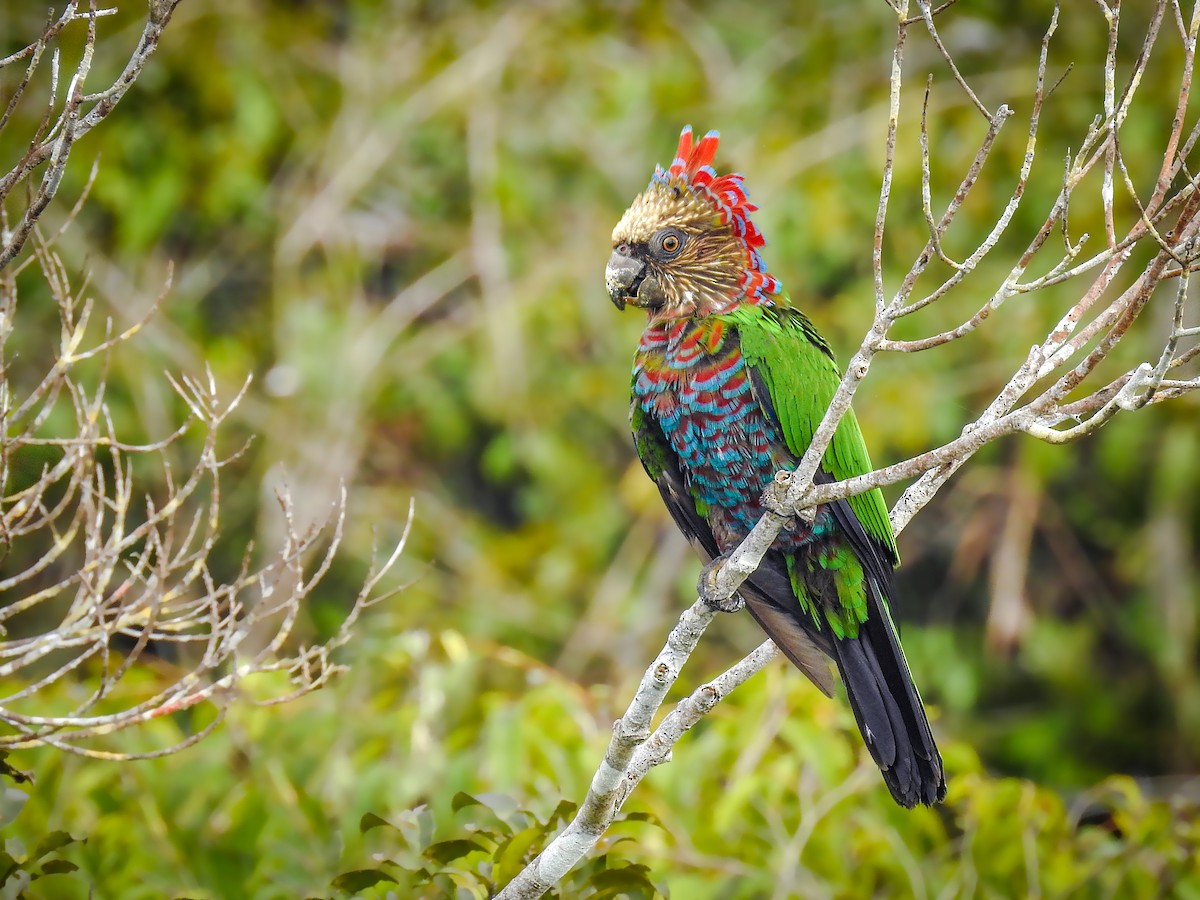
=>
[651,126,780,305]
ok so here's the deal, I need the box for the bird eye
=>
[655,229,684,258]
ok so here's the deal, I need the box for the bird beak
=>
[606,251,645,311]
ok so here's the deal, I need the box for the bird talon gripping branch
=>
[760,472,808,520]
[606,126,945,808]
[696,555,745,613]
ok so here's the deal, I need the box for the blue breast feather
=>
[635,341,833,543]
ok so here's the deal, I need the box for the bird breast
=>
[634,319,782,540]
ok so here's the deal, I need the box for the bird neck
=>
[636,314,735,367]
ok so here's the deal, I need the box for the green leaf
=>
[442,869,491,896]
[0,754,30,786]
[599,836,638,851]
[423,839,487,865]
[451,791,485,813]
[587,863,661,899]
[331,869,398,892]
[452,792,514,839]
[37,859,79,875]
[548,800,578,827]
[472,792,521,819]
[359,812,395,834]
[28,832,76,863]
[615,810,667,830]
[0,850,20,886]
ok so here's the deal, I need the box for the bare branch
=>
[0,3,406,761]
[505,1,1200,893]
[915,0,991,119]
[0,2,183,270]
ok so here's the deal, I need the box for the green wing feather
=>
[726,303,899,563]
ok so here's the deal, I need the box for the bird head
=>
[606,126,780,321]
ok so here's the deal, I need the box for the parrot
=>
[604,126,945,807]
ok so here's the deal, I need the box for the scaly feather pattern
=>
[607,126,946,807]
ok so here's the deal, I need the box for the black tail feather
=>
[832,576,945,808]
[815,491,945,807]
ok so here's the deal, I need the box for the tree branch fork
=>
[499,1,1200,896]
[0,1,409,762]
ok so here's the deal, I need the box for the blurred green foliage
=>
[2,631,1198,897]
[1,0,1198,895]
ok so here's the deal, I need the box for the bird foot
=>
[697,554,745,613]
[760,478,793,517]
[761,471,817,524]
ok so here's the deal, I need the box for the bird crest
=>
[648,126,781,305]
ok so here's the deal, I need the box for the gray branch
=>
[498,0,1200,895]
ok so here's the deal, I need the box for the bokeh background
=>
[1,0,1198,896]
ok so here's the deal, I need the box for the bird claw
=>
[697,555,745,613]
[760,478,793,517]
[761,472,817,524]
